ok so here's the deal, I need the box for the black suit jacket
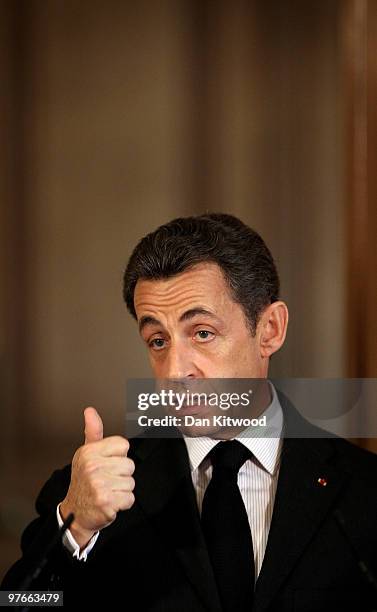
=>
[2,394,377,611]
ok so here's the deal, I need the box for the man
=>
[2,213,377,611]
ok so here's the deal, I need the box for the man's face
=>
[134,262,267,380]
[134,262,274,437]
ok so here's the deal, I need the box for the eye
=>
[149,337,166,350]
[194,330,215,342]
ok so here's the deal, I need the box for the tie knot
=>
[210,440,251,476]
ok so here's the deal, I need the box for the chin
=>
[178,424,223,438]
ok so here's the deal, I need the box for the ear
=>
[258,301,289,358]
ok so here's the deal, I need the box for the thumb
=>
[84,407,104,444]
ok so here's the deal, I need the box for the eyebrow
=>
[138,316,161,333]
[138,307,220,333]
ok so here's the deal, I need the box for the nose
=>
[163,342,200,379]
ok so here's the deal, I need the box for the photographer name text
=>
[138,414,267,428]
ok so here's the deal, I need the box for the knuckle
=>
[113,436,129,453]
[105,508,117,523]
[120,437,130,454]
[126,458,135,475]
[107,436,129,455]
[116,491,134,512]
[127,491,135,508]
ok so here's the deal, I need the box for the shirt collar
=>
[183,381,283,476]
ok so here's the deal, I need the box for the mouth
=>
[170,403,205,416]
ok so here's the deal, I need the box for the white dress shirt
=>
[57,505,99,561]
[183,383,283,580]
[58,382,283,574]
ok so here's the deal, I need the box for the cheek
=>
[224,341,259,373]
[148,352,164,372]
[198,341,248,376]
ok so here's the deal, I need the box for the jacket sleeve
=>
[1,464,89,591]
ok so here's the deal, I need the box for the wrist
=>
[59,500,96,549]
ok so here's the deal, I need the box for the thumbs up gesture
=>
[60,408,135,548]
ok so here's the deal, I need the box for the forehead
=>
[133,262,233,316]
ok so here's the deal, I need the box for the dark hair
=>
[123,213,280,335]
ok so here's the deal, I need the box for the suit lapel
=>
[253,400,348,611]
[131,434,222,612]
[129,399,349,612]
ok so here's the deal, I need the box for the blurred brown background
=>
[1,0,376,580]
